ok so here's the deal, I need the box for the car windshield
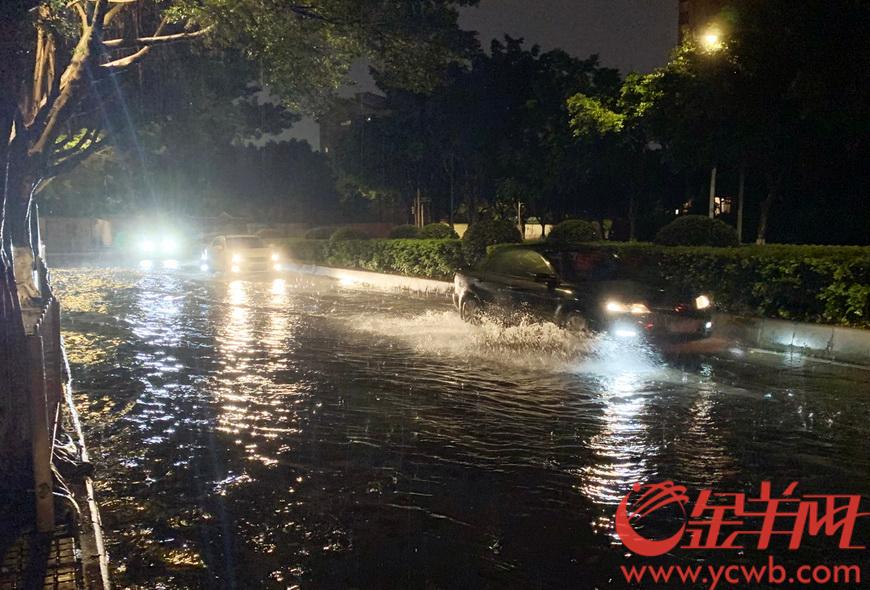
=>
[544,250,624,282]
[226,236,266,249]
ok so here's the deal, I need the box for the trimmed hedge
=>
[547,219,599,245]
[304,226,334,239]
[420,222,460,239]
[462,219,522,264]
[586,243,870,328]
[284,238,464,280]
[283,237,870,327]
[655,215,739,247]
[330,227,371,241]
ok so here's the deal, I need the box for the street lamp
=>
[700,28,724,52]
[700,26,725,218]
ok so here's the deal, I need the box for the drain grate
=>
[0,530,82,590]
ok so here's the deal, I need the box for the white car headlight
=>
[695,295,712,310]
[161,237,177,254]
[605,300,650,315]
[232,253,243,263]
[271,252,280,262]
[140,239,155,253]
[605,300,627,313]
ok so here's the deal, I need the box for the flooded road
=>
[54,269,869,589]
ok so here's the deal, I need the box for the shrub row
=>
[589,243,870,328]
[284,236,870,328]
[284,238,464,281]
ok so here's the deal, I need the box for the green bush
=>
[462,219,522,264]
[282,237,870,327]
[283,238,464,280]
[586,243,870,327]
[420,222,459,239]
[304,226,334,239]
[388,224,421,239]
[547,219,599,245]
[284,238,327,263]
[330,227,370,241]
[655,215,739,247]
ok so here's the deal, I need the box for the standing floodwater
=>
[54,269,870,589]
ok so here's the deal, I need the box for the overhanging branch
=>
[100,25,213,70]
[102,25,212,50]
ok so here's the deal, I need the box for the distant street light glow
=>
[701,29,724,52]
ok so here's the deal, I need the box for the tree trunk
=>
[756,171,782,245]
[708,165,717,218]
[0,109,31,492]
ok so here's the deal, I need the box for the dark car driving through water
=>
[453,246,713,340]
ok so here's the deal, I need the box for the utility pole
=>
[708,165,717,218]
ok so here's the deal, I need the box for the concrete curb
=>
[712,313,870,366]
[283,262,453,295]
[286,262,870,366]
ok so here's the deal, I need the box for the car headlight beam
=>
[605,300,650,315]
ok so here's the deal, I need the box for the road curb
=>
[286,262,870,366]
[283,262,453,295]
[712,313,870,366]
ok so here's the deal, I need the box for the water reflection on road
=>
[54,269,870,589]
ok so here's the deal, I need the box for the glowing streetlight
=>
[700,29,724,52]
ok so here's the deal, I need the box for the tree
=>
[0,0,477,481]
[568,73,671,240]
[335,37,621,227]
[631,0,870,244]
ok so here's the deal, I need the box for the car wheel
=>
[460,296,483,324]
[563,311,588,333]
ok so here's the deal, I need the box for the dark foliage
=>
[330,227,371,241]
[461,219,522,263]
[420,223,459,239]
[304,227,335,239]
[655,215,739,247]
[546,219,600,245]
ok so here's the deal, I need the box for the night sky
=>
[282,1,679,148]
[461,0,678,74]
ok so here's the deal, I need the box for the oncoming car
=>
[453,246,713,340]
[201,235,282,274]
[121,225,186,270]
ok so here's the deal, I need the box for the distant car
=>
[124,223,186,270]
[201,235,282,274]
[453,246,713,339]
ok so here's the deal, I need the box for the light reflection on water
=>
[53,269,870,589]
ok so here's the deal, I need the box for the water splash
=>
[346,310,598,371]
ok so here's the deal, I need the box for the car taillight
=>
[674,303,689,313]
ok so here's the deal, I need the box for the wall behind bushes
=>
[283,238,870,328]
